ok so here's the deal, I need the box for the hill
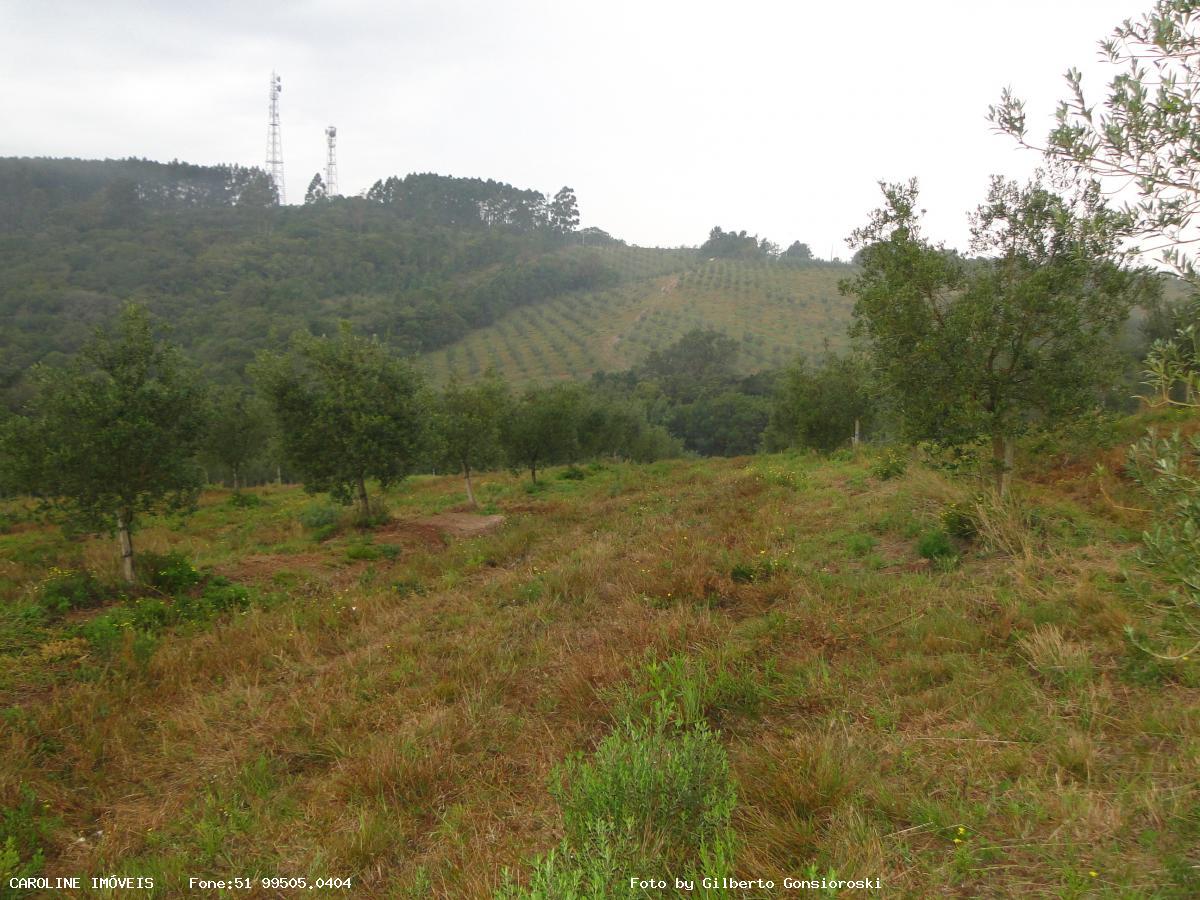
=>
[423,258,857,385]
[0,159,642,389]
[2,417,1197,894]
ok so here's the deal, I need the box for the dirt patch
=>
[418,513,506,537]
[219,552,330,582]
[376,512,506,546]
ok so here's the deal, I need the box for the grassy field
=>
[422,259,856,385]
[2,413,1199,896]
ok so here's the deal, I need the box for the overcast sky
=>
[0,0,1143,254]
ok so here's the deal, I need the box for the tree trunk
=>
[992,433,1015,496]
[232,465,240,492]
[356,476,370,519]
[464,465,477,507]
[530,464,538,484]
[116,510,135,584]
[852,418,861,448]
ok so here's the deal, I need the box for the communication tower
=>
[325,126,338,197]
[265,71,286,203]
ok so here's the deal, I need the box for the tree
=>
[764,354,875,452]
[549,186,580,234]
[698,227,761,259]
[253,325,427,518]
[0,304,206,582]
[502,385,583,482]
[304,173,328,205]
[990,0,1200,281]
[637,329,740,404]
[781,241,813,262]
[437,372,510,506]
[203,391,270,490]
[841,177,1151,493]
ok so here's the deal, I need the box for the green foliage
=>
[764,353,874,452]
[991,1,1200,282]
[842,177,1153,488]
[845,533,878,557]
[870,448,908,480]
[636,329,739,405]
[503,384,586,482]
[1126,428,1200,658]
[0,304,206,581]
[254,325,427,515]
[203,391,270,489]
[916,528,956,562]
[299,502,341,540]
[435,372,511,501]
[35,566,104,617]
[699,225,768,260]
[0,788,56,889]
[138,550,201,594]
[941,499,982,541]
[227,491,264,509]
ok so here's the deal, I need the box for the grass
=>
[1,424,1199,895]
[423,257,856,385]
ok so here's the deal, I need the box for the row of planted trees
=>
[0,307,680,583]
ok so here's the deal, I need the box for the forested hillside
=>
[0,159,642,389]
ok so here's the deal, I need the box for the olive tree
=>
[436,372,510,506]
[0,304,207,582]
[841,177,1152,493]
[253,325,426,518]
[991,0,1200,282]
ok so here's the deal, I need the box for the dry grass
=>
[1,445,1198,896]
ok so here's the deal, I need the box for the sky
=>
[0,0,1145,255]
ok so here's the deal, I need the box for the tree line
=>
[0,306,680,582]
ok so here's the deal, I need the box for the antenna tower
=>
[324,126,338,197]
[265,71,286,203]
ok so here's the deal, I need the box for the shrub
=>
[916,528,955,561]
[227,491,264,509]
[551,708,735,874]
[299,502,341,541]
[558,465,587,481]
[139,550,201,594]
[845,533,878,557]
[940,499,981,541]
[36,567,104,617]
[871,448,908,480]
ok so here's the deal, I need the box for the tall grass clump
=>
[498,700,736,897]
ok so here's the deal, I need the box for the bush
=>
[551,708,735,874]
[227,491,264,509]
[36,567,104,617]
[917,528,955,561]
[558,465,587,481]
[845,533,878,557]
[139,550,201,594]
[871,448,908,480]
[299,502,341,541]
[940,499,981,541]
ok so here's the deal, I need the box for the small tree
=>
[203,390,270,490]
[437,373,510,506]
[503,385,583,482]
[842,177,1151,493]
[253,325,427,518]
[0,304,206,582]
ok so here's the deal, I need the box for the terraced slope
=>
[422,258,857,384]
